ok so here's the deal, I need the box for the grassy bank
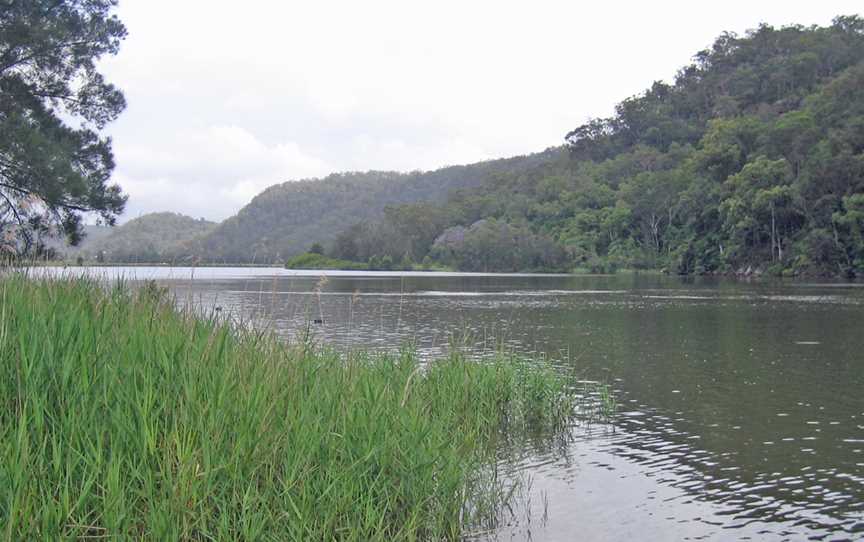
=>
[283,252,369,270]
[0,275,597,540]
[284,251,453,272]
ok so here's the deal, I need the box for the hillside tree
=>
[0,0,127,255]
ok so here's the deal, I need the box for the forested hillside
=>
[58,17,864,275]
[185,153,558,263]
[326,16,864,275]
[63,213,216,263]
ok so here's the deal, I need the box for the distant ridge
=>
[65,212,216,263]
[183,150,563,263]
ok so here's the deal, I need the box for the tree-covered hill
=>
[53,16,864,275]
[327,16,864,276]
[184,151,560,263]
[61,213,216,263]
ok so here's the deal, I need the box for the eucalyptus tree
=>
[0,0,127,255]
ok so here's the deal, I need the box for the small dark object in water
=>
[214,306,223,312]
[313,318,325,324]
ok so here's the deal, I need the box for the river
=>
[45,267,864,540]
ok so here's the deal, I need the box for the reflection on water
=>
[39,267,864,540]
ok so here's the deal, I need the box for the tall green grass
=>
[0,275,605,540]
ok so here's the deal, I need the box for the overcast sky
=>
[99,0,863,222]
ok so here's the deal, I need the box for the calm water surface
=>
[53,267,864,540]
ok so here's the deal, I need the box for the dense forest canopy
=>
[325,16,864,276]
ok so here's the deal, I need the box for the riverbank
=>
[23,257,860,279]
[24,260,283,268]
[0,274,595,540]
[283,252,455,272]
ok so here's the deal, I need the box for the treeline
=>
[324,16,864,276]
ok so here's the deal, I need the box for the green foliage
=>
[184,153,557,264]
[0,275,592,539]
[308,242,324,255]
[398,252,414,270]
[367,254,394,271]
[0,1,128,256]
[41,16,861,276]
[430,219,566,272]
[284,252,367,270]
[325,17,864,276]
[834,193,864,274]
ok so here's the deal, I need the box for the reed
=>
[0,274,607,540]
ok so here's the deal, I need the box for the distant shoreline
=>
[19,256,864,282]
[31,261,283,268]
[21,263,864,282]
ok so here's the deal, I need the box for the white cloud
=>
[115,126,332,220]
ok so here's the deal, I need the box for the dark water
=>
[50,267,864,540]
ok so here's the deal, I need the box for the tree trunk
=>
[649,214,661,254]
[771,204,777,262]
